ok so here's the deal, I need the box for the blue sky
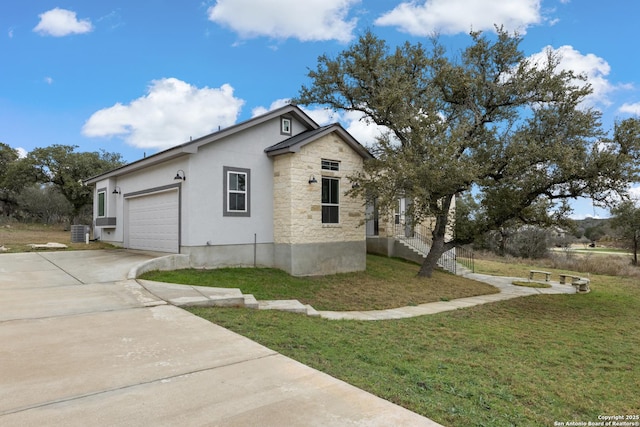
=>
[2,0,639,218]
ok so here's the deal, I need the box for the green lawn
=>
[139,254,498,311]
[186,257,640,427]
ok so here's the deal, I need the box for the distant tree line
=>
[460,188,640,265]
[0,143,123,224]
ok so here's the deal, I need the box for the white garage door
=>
[126,190,179,253]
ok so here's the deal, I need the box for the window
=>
[322,177,339,224]
[97,190,106,217]
[223,166,250,217]
[228,173,246,211]
[321,159,340,171]
[281,117,292,135]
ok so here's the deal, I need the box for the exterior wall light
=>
[308,175,318,184]
[112,186,121,194]
[174,170,186,181]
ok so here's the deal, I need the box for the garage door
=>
[126,190,179,253]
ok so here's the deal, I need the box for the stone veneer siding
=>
[272,133,366,275]
[273,133,365,244]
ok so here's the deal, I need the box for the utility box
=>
[71,225,90,243]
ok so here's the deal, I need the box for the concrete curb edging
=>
[130,257,579,320]
[130,254,327,317]
[128,254,191,280]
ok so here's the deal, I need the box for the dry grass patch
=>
[0,223,115,253]
[477,250,640,278]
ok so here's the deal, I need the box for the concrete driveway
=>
[0,250,441,426]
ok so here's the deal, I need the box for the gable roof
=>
[84,104,319,184]
[265,124,373,160]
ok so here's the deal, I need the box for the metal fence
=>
[393,222,474,274]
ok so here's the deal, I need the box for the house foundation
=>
[275,241,366,276]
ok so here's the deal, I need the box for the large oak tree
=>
[0,143,21,216]
[2,144,124,223]
[27,145,124,222]
[295,29,640,277]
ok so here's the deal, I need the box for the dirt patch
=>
[0,223,116,253]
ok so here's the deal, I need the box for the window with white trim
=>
[223,166,250,217]
[321,177,339,224]
[281,117,292,135]
[321,159,340,171]
[97,189,106,217]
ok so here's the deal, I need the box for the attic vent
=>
[321,159,340,171]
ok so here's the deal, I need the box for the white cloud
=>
[529,45,620,109]
[96,9,124,31]
[251,98,291,117]
[629,186,640,203]
[619,103,640,116]
[82,78,245,151]
[207,0,359,42]
[300,106,339,126]
[568,212,606,220]
[16,147,27,159]
[33,8,93,37]
[250,99,336,126]
[603,186,640,211]
[303,107,390,147]
[250,100,387,147]
[375,0,542,36]
[341,111,390,148]
[251,100,343,131]
[44,77,53,85]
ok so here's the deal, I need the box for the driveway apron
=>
[0,250,441,427]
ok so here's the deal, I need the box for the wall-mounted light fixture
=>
[308,175,318,184]
[174,170,186,181]
[112,186,121,194]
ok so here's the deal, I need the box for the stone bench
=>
[573,278,591,293]
[558,274,581,285]
[529,270,551,282]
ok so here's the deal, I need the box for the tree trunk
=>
[417,195,454,278]
[498,229,509,257]
[418,231,445,278]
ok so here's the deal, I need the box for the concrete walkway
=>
[0,250,442,427]
[318,272,576,320]
[136,267,576,321]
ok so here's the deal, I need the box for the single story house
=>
[84,104,373,276]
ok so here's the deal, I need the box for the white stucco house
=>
[84,105,373,276]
